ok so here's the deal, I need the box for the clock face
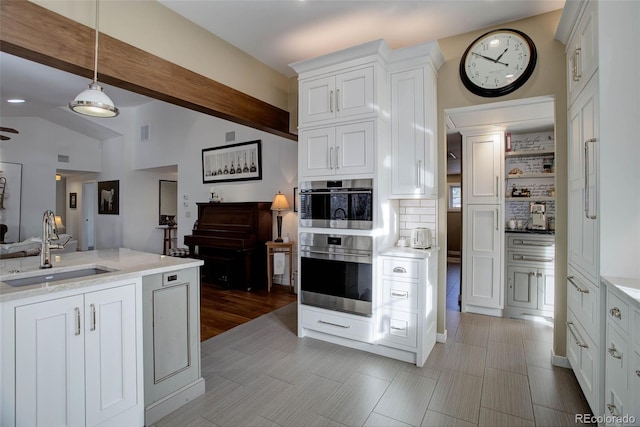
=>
[460,29,537,97]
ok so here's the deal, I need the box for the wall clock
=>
[459,28,537,97]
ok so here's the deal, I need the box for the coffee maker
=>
[529,202,547,230]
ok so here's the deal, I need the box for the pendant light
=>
[69,0,119,118]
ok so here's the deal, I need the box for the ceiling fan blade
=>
[0,127,19,134]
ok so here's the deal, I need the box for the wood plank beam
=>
[0,0,297,141]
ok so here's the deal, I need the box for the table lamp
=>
[54,215,66,234]
[270,191,290,242]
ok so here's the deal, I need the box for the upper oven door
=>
[299,180,373,229]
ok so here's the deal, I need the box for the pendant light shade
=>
[68,0,119,118]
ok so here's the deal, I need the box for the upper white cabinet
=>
[299,66,375,126]
[463,132,504,204]
[566,0,598,106]
[299,121,375,178]
[389,63,437,198]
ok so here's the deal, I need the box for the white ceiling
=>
[159,0,565,77]
[0,0,564,140]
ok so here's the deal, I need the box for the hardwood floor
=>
[200,281,297,341]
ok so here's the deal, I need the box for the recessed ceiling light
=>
[7,99,26,104]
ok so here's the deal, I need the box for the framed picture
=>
[98,180,119,215]
[202,140,262,184]
[69,192,77,209]
[293,187,298,212]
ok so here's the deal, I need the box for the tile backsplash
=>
[399,199,438,246]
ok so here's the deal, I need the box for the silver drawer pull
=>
[75,307,81,336]
[390,326,407,331]
[513,254,553,262]
[90,303,96,331]
[566,321,589,349]
[318,320,350,329]
[567,276,589,294]
[514,239,554,247]
[609,307,622,320]
[391,290,408,299]
[607,346,622,360]
[392,267,406,274]
[606,404,619,417]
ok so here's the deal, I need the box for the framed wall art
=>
[202,140,262,184]
[69,192,77,209]
[98,180,119,215]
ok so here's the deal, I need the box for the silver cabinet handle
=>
[567,276,589,294]
[607,346,622,360]
[584,138,597,219]
[609,307,622,320]
[606,404,619,417]
[418,160,422,188]
[90,303,96,331]
[573,47,582,81]
[318,320,350,328]
[75,307,81,336]
[390,325,407,331]
[329,90,334,113]
[336,89,340,111]
[496,176,499,198]
[566,321,589,348]
[336,146,340,169]
[391,290,408,299]
[513,239,554,247]
[329,147,334,169]
[495,209,499,231]
[514,254,553,263]
[392,267,406,274]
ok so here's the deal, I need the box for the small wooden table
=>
[265,241,294,292]
[156,225,177,255]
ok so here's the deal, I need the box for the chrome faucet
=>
[40,209,68,269]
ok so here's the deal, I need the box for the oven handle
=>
[299,190,372,195]
[303,249,371,258]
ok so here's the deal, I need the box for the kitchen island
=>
[0,248,204,427]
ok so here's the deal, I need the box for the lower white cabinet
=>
[506,266,554,312]
[566,307,600,413]
[10,280,142,427]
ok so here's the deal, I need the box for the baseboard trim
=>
[145,378,206,425]
[551,349,570,368]
[436,330,447,343]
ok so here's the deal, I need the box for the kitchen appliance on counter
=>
[410,227,432,249]
[299,179,373,229]
[529,202,547,230]
[299,232,373,316]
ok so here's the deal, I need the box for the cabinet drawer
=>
[566,309,600,413]
[636,308,640,351]
[382,279,418,310]
[382,258,419,280]
[606,289,629,335]
[605,321,629,396]
[379,309,417,349]
[301,306,373,343]
[567,268,600,343]
[507,235,555,251]
[506,250,555,266]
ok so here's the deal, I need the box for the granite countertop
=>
[379,246,439,259]
[0,248,203,302]
[601,276,640,306]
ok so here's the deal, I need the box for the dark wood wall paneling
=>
[0,0,297,141]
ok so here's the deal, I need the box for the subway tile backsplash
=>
[399,199,438,246]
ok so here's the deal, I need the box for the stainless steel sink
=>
[2,267,113,287]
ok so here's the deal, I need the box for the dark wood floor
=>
[199,281,297,341]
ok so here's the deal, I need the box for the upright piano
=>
[184,202,272,290]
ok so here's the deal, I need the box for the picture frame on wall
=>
[98,180,119,215]
[202,140,262,184]
[293,187,298,212]
[69,192,77,209]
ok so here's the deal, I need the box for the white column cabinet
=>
[463,132,503,204]
[14,282,140,427]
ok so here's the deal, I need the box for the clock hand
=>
[471,52,509,67]
[495,48,508,62]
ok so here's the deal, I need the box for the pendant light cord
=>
[93,0,99,84]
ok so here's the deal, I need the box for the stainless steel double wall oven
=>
[299,179,373,230]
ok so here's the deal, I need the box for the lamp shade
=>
[69,82,119,118]
[270,192,290,211]
[54,216,66,233]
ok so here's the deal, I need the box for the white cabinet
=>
[389,65,437,198]
[566,0,598,106]
[299,121,375,178]
[506,266,554,313]
[462,204,503,312]
[13,281,140,427]
[143,268,204,425]
[378,251,438,367]
[463,132,503,204]
[567,307,600,411]
[299,66,375,126]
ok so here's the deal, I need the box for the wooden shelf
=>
[506,173,555,179]
[505,150,555,158]
[505,197,556,202]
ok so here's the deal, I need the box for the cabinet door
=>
[568,77,599,281]
[299,127,335,177]
[85,284,138,426]
[605,322,629,423]
[632,350,640,423]
[300,75,336,125]
[463,132,503,204]
[15,295,86,427]
[507,266,537,309]
[566,310,600,413]
[335,121,374,175]
[390,68,427,197]
[463,204,503,309]
[538,268,555,312]
[567,0,598,105]
[335,67,374,119]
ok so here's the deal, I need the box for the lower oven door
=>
[300,256,373,317]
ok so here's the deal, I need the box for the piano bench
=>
[168,247,190,257]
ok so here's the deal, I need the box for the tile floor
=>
[153,301,593,426]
